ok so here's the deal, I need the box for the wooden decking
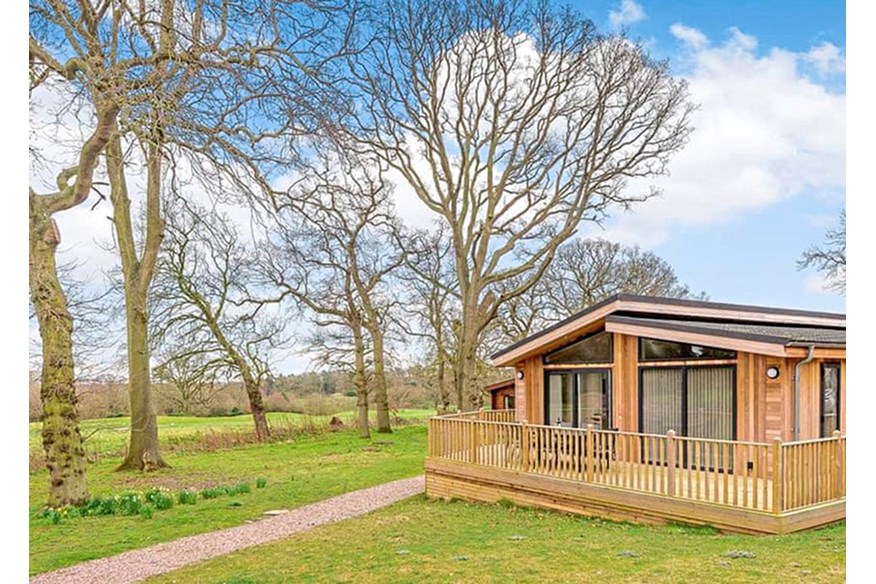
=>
[425,412,846,534]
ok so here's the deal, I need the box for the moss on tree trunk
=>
[29,214,89,506]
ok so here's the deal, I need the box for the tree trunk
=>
[243,377,270,442]
[371,328,392,433]
[352,325,370,439]
[117,287,168,471]
[29,214,89,506]
[454,301,481,412]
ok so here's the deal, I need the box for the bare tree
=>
[261,148,405,435]
[343,0,694,407]
[304,326,373,438]
[153,347,222,415]
[497,237,705,340]
[397,225,458,411]
[798,209,846,294]
[32,0,357,469]
[152,199,287,441]
[29,4,124,502]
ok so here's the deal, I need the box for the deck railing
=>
[427,413,845,514]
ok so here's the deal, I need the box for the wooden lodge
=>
[425,294,846,534]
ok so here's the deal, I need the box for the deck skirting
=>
[425,457,844,535]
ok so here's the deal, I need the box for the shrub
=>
[139,504,154,519]
[200,487,224,500]
[256,477,267,489]
[227,483,251,496]
[177,490,198,505]
[145,488,174,511]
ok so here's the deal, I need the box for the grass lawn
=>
[28,409,437,456]
[29,423,428,576]
[150,496,846,584]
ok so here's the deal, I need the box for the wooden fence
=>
[427,414,845,514]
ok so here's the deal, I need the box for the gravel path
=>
[31,475,425,584]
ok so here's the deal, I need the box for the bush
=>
[177,490,198,505]
[145,488,174,511]
[256,477,267,489]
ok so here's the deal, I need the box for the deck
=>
[425,411,845,534]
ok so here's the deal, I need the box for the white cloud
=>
[670,23,708,50]
[609,0,646,29]
[804,42,845,76]
[803,273,832,295]
[603,28,845,246]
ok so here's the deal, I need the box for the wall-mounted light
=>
[766,366,780,380]
[516,370,524,380]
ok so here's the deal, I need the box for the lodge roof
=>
[491,294,845,366]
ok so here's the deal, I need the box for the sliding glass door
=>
[545,370,611,429]
[640,365,735,468]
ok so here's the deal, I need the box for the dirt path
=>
[31,475,425,584]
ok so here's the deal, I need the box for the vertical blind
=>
[641,365,734,469]
[686,367,734,441]
[641,368,684,435]
[821,364,840,437]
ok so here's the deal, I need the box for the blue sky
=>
[27,0,847,376]
[572,0,846,313]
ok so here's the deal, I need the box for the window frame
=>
[543,368,613,429]
[820,362,842,438]
[543,331,614,365]
[638,336,737,362]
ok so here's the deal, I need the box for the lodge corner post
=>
[29,211,89,506]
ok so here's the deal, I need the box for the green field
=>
[28,410,436,456]
[29,419,429,576]
[149,497,845,584]
[30,412,845,582]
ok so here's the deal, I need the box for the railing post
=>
[667,430,676,497]
[586,425,594,483]
[469,421,479,464]
[520,420,530,472]
[772,437,783,514]
[833,430,842,499]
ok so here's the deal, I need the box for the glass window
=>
[639,338,736,361]
[544,332,613,364]
[503,395,515,410]
[821,364,841,437]
[548,373,574,427]
[578,371,610,429]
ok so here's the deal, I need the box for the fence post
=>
[833,430,842,499]
[469,421,479,464]
[772,437,783,514]
[428,418,434,457]
[586,425,594,483]
[667,430,676,497]
[521,420,530,472]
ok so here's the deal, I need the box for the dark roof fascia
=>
[605,315,847,348]
[608,294,845,320]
